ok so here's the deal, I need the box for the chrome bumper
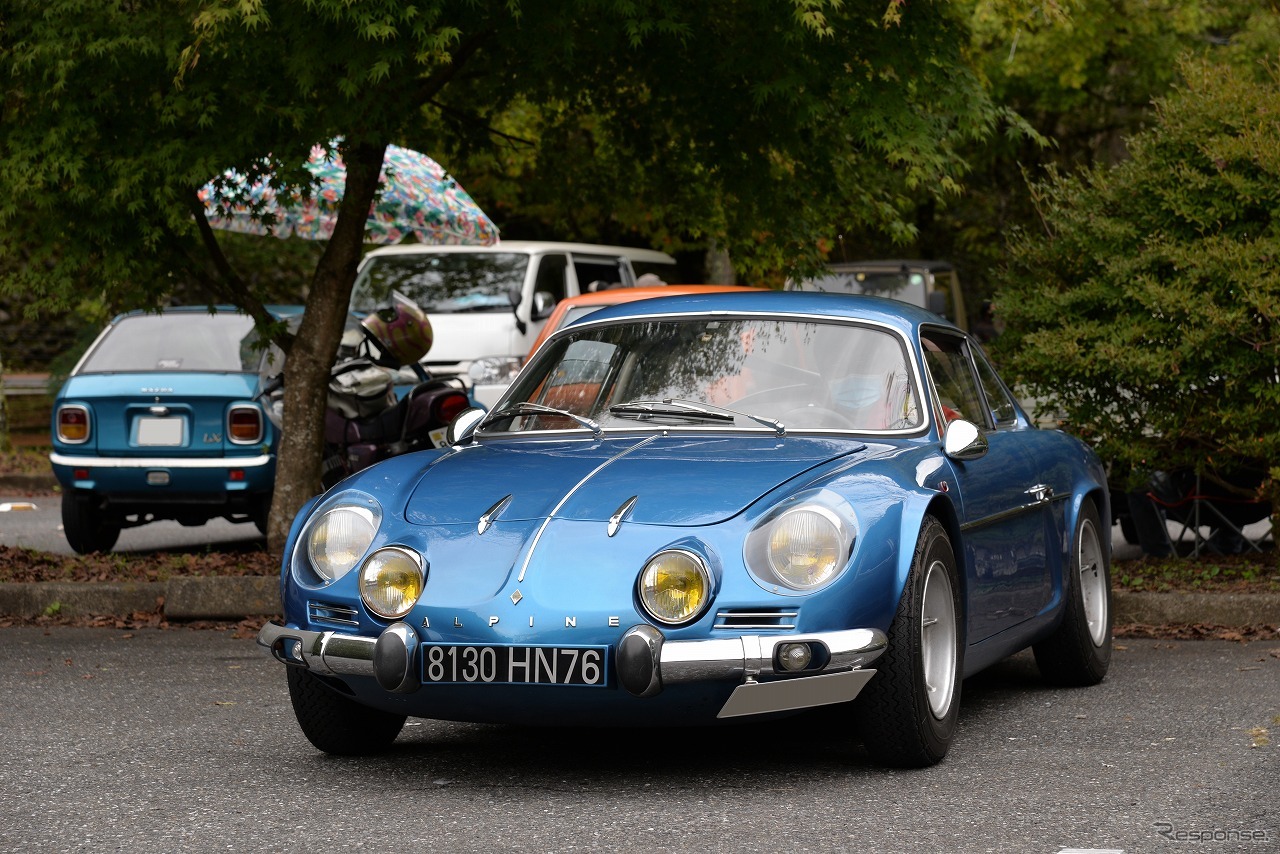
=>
[51,452,273,469]
[257,620,888,720]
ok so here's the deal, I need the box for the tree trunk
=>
[265,140,389,553]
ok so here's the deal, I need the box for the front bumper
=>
[258,620,888,720]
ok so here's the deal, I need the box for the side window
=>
[920,333,986,428]
[534,254,569,304]
[972,348,1018,427]
[573,257,626,292]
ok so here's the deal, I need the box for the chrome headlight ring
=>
[297,496,383,586]
[744,494,857,594]
[636,548,714,626]
[359,546,426,620]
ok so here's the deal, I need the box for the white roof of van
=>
[361,240,676,265]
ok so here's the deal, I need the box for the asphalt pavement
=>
[0,488,266,555]
[0,628,1274,852]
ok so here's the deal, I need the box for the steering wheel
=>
[781,405,856,429]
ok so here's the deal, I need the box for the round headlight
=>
[359,547,425,620]
[767,507,844,590]
[308,505,379,582]
[637,550,712,625]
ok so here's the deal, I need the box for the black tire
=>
[252,496,270,536]
[61,494,121,555]
[1033,501,1112,685]
[853,516,963,767]
[1118,513,1140,546]
[286,667,406,755]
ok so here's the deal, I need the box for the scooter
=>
[262,293,472,490]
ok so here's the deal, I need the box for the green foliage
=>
[995,57,1280,501]
[905,0,1280,320]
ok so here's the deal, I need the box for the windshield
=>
[351,252,529,313]
[78,313,259,374]
[492,317,922,433]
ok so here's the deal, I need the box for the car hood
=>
[404,435,867,527]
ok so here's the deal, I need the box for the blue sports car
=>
[50,307,280,554]
[259,291,1112,767]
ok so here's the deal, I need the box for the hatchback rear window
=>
[78,313,259,373]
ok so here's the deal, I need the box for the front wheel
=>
[61,494,121,554]
[286,667,406,755]
[853,516,963,767]
[1033,501,1112,685]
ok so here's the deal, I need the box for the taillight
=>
[57,405,90,443]
[228,406,263,443]
[432,391,471,426]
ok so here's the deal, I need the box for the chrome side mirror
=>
[943,419,988,461]
[446,407,486,446]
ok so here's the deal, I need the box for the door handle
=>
[1027,484,1054,503]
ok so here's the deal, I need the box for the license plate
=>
[137,417,183,446]
[421,644,608,687]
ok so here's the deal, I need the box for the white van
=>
[350,241,678,406]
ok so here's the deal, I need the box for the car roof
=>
[572,289,959,337]
[557,284,761,309]
[109,304,302,323]
[360,241,676,265]
[525,285,763,359]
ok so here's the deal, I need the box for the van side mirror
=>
[532,291,556,320]
[927,291,948,319]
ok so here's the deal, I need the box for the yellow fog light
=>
[359,547,424,620]
[637,550,712,625]
[767,507,844,590]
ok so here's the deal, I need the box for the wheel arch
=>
[895,491,967,639]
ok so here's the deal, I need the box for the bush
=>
[995,57,1280,504]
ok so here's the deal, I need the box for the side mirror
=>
[446,407,486,446]
[943,419,988,461]
[532,291,556,320]
[927,290,948,319]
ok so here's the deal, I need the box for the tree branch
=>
[413,29,495,104]
[182,191,294,352]
[428,98,536,149]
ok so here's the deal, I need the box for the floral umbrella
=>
[198,140,499,245]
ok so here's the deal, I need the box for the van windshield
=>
[351,253,529,313]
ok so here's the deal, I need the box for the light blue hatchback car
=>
[50,307,279,553]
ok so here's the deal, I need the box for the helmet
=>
[361,291,433,368]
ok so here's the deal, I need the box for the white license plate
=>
[137,417,183,446]
[421,644,608,686]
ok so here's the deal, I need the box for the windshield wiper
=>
[610,398,785,436]
[478,401,603,438]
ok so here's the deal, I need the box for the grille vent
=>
[713,608,798,631]
[308,601,360,628]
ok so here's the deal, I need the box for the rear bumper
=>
[52,452,275,518]
[51,452,272,469]
[258,620,888,720]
